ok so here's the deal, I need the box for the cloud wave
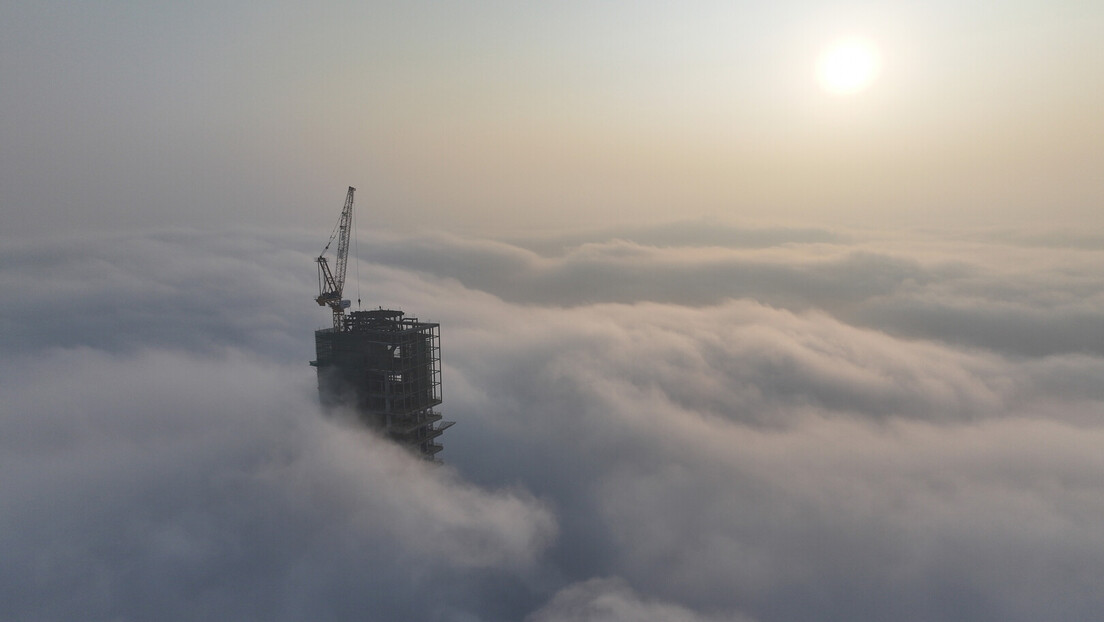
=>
[3,223,1103,621]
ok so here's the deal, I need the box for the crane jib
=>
[315,186,357,328]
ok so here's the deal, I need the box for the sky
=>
[2,0,1103,237]
[3,1,1104,621]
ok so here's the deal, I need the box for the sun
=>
[816,37,881,96]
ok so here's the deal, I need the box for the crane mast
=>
[315,186,356,329]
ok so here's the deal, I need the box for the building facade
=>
[312,309,451,458]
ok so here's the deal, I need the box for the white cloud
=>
[0,347,555,621]
[3,224,1103,621]
[526,577,755,622]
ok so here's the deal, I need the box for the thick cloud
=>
[360,225,1104,357]
[0,229,321,357]
[526,577,752,622]
[3,223,1103,621]
[0,348,554,621]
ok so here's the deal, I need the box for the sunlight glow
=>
[816,38,881,96]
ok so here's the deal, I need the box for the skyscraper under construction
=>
[309,187,452,459]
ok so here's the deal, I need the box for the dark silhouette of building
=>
[312,309,452,459]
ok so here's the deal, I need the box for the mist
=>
[2,224,1102,621]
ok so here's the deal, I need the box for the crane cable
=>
[354,193,362,308]
[320,212,342,255]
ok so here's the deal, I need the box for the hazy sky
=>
[3,0,1103,237]
[3,2,1104,621]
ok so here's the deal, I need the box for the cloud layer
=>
[0,347,555,621]
[2,223,1102,621]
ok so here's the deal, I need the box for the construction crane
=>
[315,186,356,330]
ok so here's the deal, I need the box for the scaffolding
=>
[311,309,453,458]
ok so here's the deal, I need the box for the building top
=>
[339,309,439,334]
